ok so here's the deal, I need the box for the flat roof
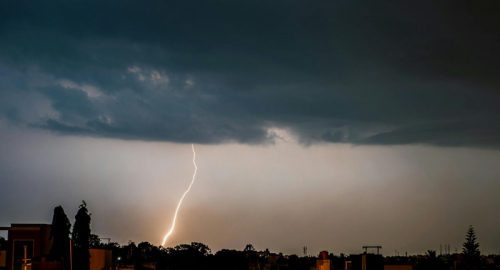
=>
[0,223,50,231]
[11,224,50,227]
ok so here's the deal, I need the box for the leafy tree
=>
[49,205,72,269]
[169,242,211,270]
[416,250,445,270]
[137,241,156,261]
[214,249,247,270]
[0,237,6,250]
[126,241,138,261]
[102,242,120,249]
[138,242,153,253]
[244,244,256,252]
[461,225,482,270]
[89,234,102,248]
[190,242,211,256]
[72,201,91,270]
[101,242,121,262]
[328,253,347,270]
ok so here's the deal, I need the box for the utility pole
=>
[70,239,73,270]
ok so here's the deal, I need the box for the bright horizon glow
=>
[162,144,198,247]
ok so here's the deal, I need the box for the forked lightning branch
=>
[162,144,198,247]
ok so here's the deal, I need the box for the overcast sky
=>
[1,0,499,256]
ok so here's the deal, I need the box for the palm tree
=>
[426,250,437,259]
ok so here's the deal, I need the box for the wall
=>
[0,250,6,267]
[384,266,413,270]
[316,259,330,270]
[31,260,63,270]
[89,249,112,270]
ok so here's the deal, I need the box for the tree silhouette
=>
[214,249,247,270]
[0,237,6,250]
[461,225,482,270]
[72,201,91,270]
[89,234,101,248]
[415,250,444,270]
[426,250,437,259]
[49,205,72,268]
[190,242,211,256]
[244,244,256,252]
[169,242,211,270]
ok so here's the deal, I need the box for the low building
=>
[345,260,352,270]
[114,262,156,270]
[1,250,7,268]
[0,224,53,270]
[384,266,412,270]
[31,257,63,270]
[89,249,112,270]
[316,251,330,270]
[1,223,113,270]
[257,249,271,258]
[350,253,384,270]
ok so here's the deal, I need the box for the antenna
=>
[363,246,382,255]
[303,246,308,257]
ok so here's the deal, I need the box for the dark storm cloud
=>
[1,0,499,146]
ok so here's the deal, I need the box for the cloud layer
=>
[1,0,499,147]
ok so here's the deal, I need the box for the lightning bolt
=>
[162,143,198,247]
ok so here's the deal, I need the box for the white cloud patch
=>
[128,66,169,84]
[58,79,104,98]
[98,115,112,124]
[127,66,141,73]
[185,77,194,86]
[150,70,169,84]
